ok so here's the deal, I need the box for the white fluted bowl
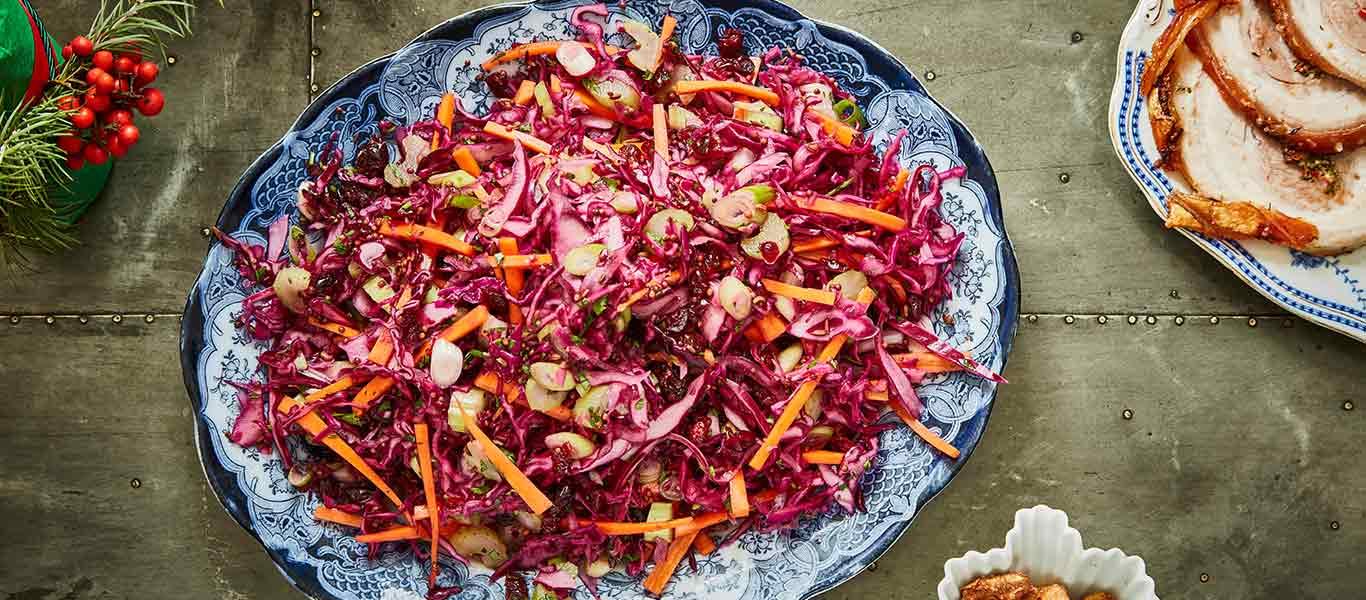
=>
[937,506,1158,600]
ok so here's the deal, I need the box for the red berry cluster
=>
[56,35,166,170]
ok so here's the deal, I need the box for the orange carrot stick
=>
[643,530,701,596]
[378,222,477,256]
[308,318,362,339]
[278,396,403,507]
[656,16,677,70]
[452,146,481,177]
[761,279,837,305]
[455,399,553,514]
[693,533,716,555]
[487,253,553,270]
[791,237,840,254]
[482,121,551,154]
[801,450,845,465]
[652,103,668,157]
[498,238,525,324]
[314,506,364,528]
[550,74,563,95]
[749,288,875,470]
[351,331,398,415]
[594,516,696,536]
[355,526,421,544]
[743,313,787,343]
[415,423,440,587]
[797,196,907,232]
[889,400,960,459]
[675,511,729,536]
[875,168,910,211]
[432,92,455,151]
[572,89,617,120]
[808,110,857,145]
[673,80,780,106]
[482,41,619,71]
[728,473,750,518]
[414,304,490,361]
[513,80,536,106]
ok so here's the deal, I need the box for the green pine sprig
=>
[2,0,195,271]
[0,95,76,268]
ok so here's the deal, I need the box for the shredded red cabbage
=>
[218,12,1004,599]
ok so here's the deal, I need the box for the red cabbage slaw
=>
[218,8,1004,599]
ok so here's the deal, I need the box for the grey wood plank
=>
[310,0,1283,315]
[2,315,1359,598]
[0,1,311,314]
[0,318,297,600]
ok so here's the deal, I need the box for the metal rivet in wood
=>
[1145,315,1156,324]
[1058,172,1070,184]
[1209,316,1219,324]
[145,314,155,323]
[1345,401,1355,411]
[1026,314,1038,323]
[1199,573,1210,583]
[166,55,177,65]
[200,227,211,237]
[1331,521,1341,530]
[78,315,89,324]
[310,83,320,93]
[7,315,18,325]
[1169,289,1179,298]
[1248,317,1258,328]
[1070,31,1084,43]
[130,478,142,489]
[924,70,936,81]
[1127,315,1137,324]
[312,8,321,17]
[44,316,54,325]
[1096,315,1107,324]
[1122,409,1134,420]
[112,314,123,324]
[311,47,321,57]
[1064,315,1075,324]
[1174,316,1184,325]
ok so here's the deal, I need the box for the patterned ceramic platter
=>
[180,1,1019,598]
[1109,0,1366,341]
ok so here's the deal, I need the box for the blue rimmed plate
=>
[180,1,1019,598]
[1109,0,1366,342]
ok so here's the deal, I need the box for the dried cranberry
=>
[688,418,710,444]
[483,71,517,98]
[654,303,694,334]
[480,286,509,314]
[759,241,780,263]
[552,446,576,476]
[352,136,388,179]
[712,57,755,81]
[717,28,745,59]
[504,576,529,600]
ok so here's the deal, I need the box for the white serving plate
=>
[1107,0,1366,342]
[937,505,1158,600]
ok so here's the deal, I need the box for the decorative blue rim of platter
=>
[1107,0,1366,342]
[179,1,1020,599]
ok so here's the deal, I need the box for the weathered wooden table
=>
[3,1,1362,598]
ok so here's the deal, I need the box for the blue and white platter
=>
[1109,0,1366,342]
[180,1,1020,598]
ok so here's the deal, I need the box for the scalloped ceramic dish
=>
[179,1,1019,599]
[1108,0,1366,342]
[937,506,1159,600]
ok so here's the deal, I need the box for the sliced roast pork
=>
[1149,47,1366,254]
[1189,0,1366,153]
[1270,0,1366,89]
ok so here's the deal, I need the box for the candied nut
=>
[961,572,1034,600]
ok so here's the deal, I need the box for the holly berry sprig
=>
[52,36,165,169]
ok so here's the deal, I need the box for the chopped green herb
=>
[591,297,608,315]
[333,412,362,426]
[465,349,488,360]
[827,177,854,195]
[449,194,480,209]
[602,178,621,191]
